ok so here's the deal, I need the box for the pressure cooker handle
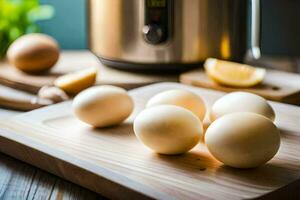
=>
[250,0,261,59]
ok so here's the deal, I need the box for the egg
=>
[205,112,280,168]
[72,85,134,127]
[7,33,60,73]
[210,92,275,121]
[134,105,203,155]
[146,89,206,120]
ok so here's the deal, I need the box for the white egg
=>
[146,89,206,120]
[134,105,203,155]
[72,85,134,127]
[205,112,280,168]
[210,92,275,121]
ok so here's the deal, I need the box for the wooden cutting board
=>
[0,51,178,93]
[180,69,300,105]
[0,83,300,200]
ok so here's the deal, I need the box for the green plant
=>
[0,0,54,58]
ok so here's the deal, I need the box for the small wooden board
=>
[0,51,178,93]
[0,83,300,199]
[180,69,300,105]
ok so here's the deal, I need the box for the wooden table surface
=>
[0,54,299,200]
[0,154,104,200]
[0,87,105,200]
[0,50,178,200]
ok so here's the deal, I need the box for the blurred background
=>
[1,0,300,57]
[260,0,300,56]
[38,0,300,56]
[1,0,300,74]
[38,0,87,49]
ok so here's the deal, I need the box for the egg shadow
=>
[90,122,135,138]
[271,127,300,170]
[214,125,300,189]
[153,151,217,172]
[215,163,299,189]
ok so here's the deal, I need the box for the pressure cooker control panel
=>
[143,0,172,45]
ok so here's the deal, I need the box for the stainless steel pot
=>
[88,0,260,71]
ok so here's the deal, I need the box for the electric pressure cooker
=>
[89,0,260,71]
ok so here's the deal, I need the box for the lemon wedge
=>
[54,67,98,94]
[204,58,266,87]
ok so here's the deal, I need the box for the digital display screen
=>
[147,0,166,8]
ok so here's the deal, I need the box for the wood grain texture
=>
[0,83,300,200]
[0,153,104,200]
[0,50,178,94]
[0,50,177,111]
[180,69,300,105]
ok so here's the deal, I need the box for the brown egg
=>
[7,33,60,73]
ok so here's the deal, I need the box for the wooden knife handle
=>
[0,95,51,111]
[0,75,41,94]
